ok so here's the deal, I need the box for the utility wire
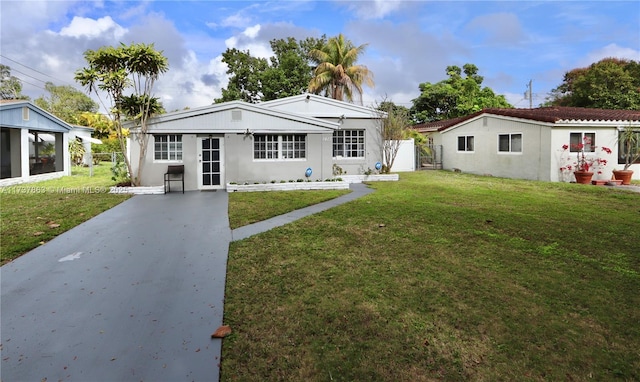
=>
[5,66,49,85]
[0,54,78,87]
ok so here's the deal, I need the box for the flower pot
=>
[612,170,634,185]
[573,171,594,184]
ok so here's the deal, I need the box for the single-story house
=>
[1,100,72,186]
[128,94,384,190]
[413,107,640,182]
[0,100,102,186]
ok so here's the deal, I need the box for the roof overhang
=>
[128,100,340,133]
[79,136,103,144]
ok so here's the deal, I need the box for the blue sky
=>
[1,1,638,112]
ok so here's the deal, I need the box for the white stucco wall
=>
[550,126,640,182]
[385,139,415,172]
[441,116,551,181]
[130,131,336,190]
[440,115,640,182]
[224,132,334,183]
[331,118,383,176]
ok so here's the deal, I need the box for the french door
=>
[197,136,224,190]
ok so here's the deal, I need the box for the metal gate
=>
[416,144,443,170]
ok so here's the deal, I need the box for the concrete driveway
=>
[1,191,231,382]
[1,184,374,381]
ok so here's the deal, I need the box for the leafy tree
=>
[375,99,411,173]
[215,48,268,103]
[0,64,29,100]
[411,63,512,123]
[261,37,325,101]
[308,33,374,103]
[546,58,640,109]
[215,36,326,103]
[68,138,86,166]
[76,112,114,139]
[75,42,168,186]
[34,82,98,124]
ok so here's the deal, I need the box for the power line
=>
[13,77,47,93]
[0,54,78,88]
[5,66,49,85]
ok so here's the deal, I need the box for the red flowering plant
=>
[559,136,612,182]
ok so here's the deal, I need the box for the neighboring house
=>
[0,101,100,186]
[413,107,640,182]
[128,94,384,190]
[69,126,102,166]
[1,100,72,186]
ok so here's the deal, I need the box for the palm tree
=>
[308,34,374,103]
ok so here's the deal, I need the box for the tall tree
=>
[0,64,29,100]
[215,36,326,103]
[546,58,640,109]
[215,48,268,103]
[308,33,374,104]
[75,42,168,186]
[261,37,326,101]
[411,63,511,123]
[34,82,98,124]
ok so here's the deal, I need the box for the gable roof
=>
[137,100,339,133]
[413,107,640,133]
[261,93,384,119]
[0,100,73,133]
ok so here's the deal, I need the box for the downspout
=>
[538,125,543,181]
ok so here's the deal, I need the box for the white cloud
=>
[156,51,223,110]
[59,16,127,40]
[243,24,261,39]
[582,43,640,66]
[224,24,272,58]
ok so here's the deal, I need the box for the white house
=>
[127,94,385,191]
[414,107,640,182]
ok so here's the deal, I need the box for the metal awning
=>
[79,136,103,144]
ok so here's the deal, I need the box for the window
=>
[254,134,306,160]
[254,135,278,159]
[282,134,306,159]
[457,136,474,152]
[570,132,595,152]
[154,134,182,161]
[498,133,522,153]
[333,130,365,158]
[618,130,640,165]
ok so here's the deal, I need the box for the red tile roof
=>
[412,107,640,133]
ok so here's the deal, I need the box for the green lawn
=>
[222,171,640,381]
[0,164,130,263]
[228,189,350,229]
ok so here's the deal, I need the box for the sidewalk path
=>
[232,183,373,241]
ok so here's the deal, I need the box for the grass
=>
[222,171,640,381]
[228,189,350,229]
[0,164,131,264]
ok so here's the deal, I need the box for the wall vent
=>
[232,110,242,121]
[22,106,29,121]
